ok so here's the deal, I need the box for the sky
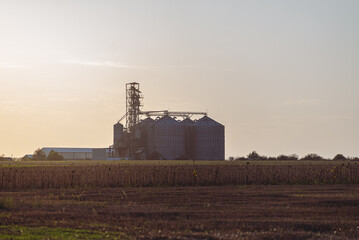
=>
[0,0,358,158]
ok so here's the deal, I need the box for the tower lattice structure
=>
[125,82,143,132]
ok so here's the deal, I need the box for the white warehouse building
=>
[42,148,94,160]
[41,147,116,160]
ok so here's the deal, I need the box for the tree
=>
[333,154,347,161]
[277,154,299,161]
[247,151,260,160]
[300,153,323,161]
[32,148,46,161]
[47,150,64,161]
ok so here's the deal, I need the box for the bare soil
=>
[1,185,359,239]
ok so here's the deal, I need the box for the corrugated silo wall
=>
[182,119,195,160]
[152,117,186,160]
[193,121,225,160]
[113,123,123,147]
[138,118,155,157]
[146,126,154,157]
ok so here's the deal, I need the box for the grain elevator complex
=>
[35,82,225,161]
[113,82,225,160]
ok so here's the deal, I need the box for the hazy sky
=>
[1,1,358,158]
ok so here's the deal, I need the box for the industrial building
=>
[40,147,114,161]
[42,148,94,160]
[112,82,225,160]
[30,82,225,161]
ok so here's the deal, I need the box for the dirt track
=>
[1,185,359,239]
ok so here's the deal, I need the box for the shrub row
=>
[229,152,359,161]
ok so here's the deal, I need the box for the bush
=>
[300,153,323,161]
[247,151,260,160]
[0,156,12,161]
[47,150,64,161]
[277,154,299,161]
[333,154,347,161]
[21,156,32,161]
[247,151,269,161]
[33,148,46,161]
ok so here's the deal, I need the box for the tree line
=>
[228,151,359,161]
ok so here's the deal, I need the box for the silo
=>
[113,122,124,147]
[182,118,195,160]
[138,117,155,158]
[193,116,225,160]
[152,116,186,160]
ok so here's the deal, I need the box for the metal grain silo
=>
[152,116,186,160]
[182,118,195,160]
[138,117,155,157]
[113,122,124,148]
[193,116,225,160]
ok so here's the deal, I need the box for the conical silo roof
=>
[139,117,155,126]
[182,118,194,126]
[155,115,180,125]
[195,116,223,126]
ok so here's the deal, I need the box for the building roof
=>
[41,148,94,155]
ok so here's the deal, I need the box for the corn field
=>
[0,163,358,189]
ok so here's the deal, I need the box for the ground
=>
[1,184,359,239]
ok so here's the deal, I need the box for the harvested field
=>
[0,185,359,239]
[0,161,358,189]
[1,161,358,239]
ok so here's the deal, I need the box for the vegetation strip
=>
[0,225,130,240]
[0,162,358,189]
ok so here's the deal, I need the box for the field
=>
[1,160,359,239]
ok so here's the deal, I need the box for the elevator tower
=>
[125,82,143,131]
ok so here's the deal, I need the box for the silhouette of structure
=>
[125,82,143,131]
[113,82,225,160]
